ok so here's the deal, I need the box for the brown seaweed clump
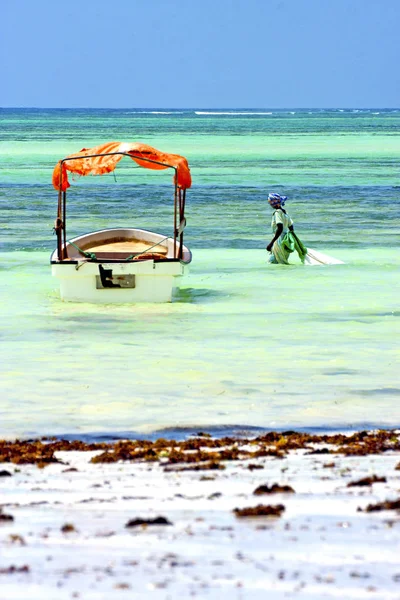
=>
[0,439,108,466]
[0,440,61,466]
[61,523,77,533]
[125,516,172,528]
[234,504,285,518]
[359,498,400,513]
[126,429,399,464]
[253,484,295,495]
[0,429,399,469]
[89,440,283,466]
[347,475,387,487]
[0,511,14,522]
[0,565,30,574]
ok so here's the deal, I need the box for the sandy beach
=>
[1,430,400,599]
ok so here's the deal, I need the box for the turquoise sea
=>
[1,108,399,440]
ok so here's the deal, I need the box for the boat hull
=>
[51,228,191,303]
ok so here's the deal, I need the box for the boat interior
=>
[58,229,191,263]
[79,237,169,260]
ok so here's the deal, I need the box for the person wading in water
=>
[266,192,307,264]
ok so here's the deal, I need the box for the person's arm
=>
[266,223,283,251]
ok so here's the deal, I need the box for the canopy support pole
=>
[173,182,178,258]
[178,189,186,259]
[62,190,68,259]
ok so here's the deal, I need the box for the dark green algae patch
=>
[0,429,400,467]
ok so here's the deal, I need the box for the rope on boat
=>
[68,241,97,260]
[125,236,170,260]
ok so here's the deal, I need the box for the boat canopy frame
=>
[54,151,187,261]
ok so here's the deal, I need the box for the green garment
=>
[281,231,308,263]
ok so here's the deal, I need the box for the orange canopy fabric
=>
[52,141,192,191]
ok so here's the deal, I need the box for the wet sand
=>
[1,430,400,599]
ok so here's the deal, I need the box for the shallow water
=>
[1,108,399,439]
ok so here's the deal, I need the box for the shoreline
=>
[3,420,400,444]
[2,428,400,462]
[1,429,400,598]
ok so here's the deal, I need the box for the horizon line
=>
[1,106,399,111]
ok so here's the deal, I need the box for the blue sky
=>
[1,0,399,108]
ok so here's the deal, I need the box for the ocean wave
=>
[195,111,273,116]
[123,111,185,114]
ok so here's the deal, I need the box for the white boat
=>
[51,141,192,303]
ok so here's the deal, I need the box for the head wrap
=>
[268,192,287,208]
